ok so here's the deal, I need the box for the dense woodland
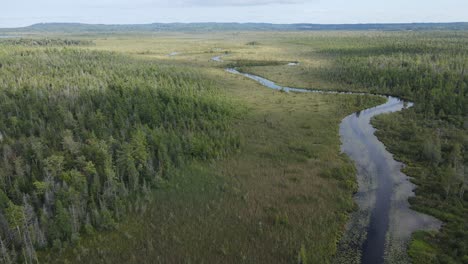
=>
[0,46,239,263]
[0,39,93,47]
[318,33,467,263]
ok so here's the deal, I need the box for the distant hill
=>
[1,22,468,33]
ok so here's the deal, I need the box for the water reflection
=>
[225,66,440,264]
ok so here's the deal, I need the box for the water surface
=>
[339,99,440,263]
[225,64,441,263]
[211,56,223,62]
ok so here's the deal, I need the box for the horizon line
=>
[0,21,466,29]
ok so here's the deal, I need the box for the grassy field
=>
[21,33,386,263]
[233,30,467,263]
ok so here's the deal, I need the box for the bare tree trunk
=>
[0,238,13,264]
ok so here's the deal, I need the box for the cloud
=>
[86,0,307,8]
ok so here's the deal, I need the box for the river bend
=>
[224,66,441,264]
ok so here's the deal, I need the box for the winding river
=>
[223,63,441,263]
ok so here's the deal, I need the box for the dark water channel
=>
[225,65,441,264]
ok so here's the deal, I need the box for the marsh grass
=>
[1,31,397,263]
[41,60,384,263]
[67,30,466,263]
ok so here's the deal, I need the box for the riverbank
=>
[213,31,466,263]
[226,67,441,263]
[372,110,467,263]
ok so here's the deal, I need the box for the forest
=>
[0,39,94,47]
[0,45,239,263]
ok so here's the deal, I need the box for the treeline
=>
[319,34,467,126]
[319,32,467,263]
[3,22,468,34]
[0,38,94,47]
[373,110,466,263]
[0,47,239,263]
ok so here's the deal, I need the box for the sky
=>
[1,0,467,28]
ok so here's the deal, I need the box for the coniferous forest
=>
[0,46,239,262]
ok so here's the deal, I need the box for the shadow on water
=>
[223,61,441,264]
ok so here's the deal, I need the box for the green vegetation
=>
[221,31,466,262]
[22,34,384,263]
[0,29,465,263]
[0,45,238,263]
[227,60,286,68]
[319,33,467,122]
[0,38,94,46]
[373,111,466,263]
[40,65,384,263]
[316,32,467,263]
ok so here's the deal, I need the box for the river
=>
[224,65,441,263]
